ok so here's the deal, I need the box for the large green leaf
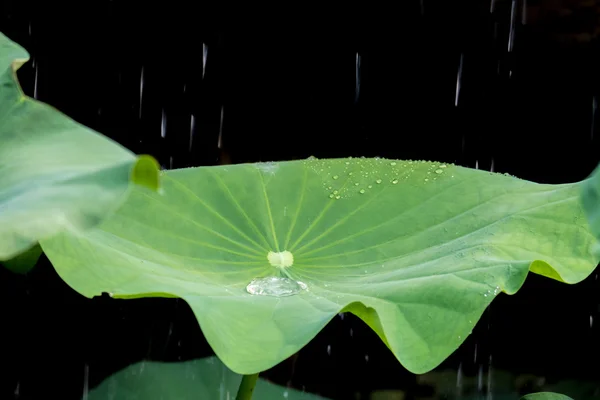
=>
[0,32,160,262]
[41,158,598,374]
[521,393,574,400]
[87,356,327,400]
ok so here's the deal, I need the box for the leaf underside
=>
[41,157,598,375]
[0,32,160,264]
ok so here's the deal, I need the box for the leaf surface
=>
[41,158,598,374]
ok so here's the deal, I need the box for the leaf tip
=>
[131,155,161,192]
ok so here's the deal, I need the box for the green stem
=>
[236,372,260,400]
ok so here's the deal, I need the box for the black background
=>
[1,0,600,399]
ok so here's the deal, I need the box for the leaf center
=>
[267,251,294,269]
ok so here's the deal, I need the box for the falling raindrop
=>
[217,106,225,149]
[326,345,331,355]
[139,66,145,119]
[202,43,208,79]
[33,63,38,99]
[355,52,361,104]
[161,108,167,138]
[456,362,463,396]
[455,53,464,107]
[365,354,369,362]
[189,114,196,151]
[246,277,306,297]
[508,0,517,53]
[82,363,89,400]
[591,315,594,328]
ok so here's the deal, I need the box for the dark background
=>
[1,0,600,399]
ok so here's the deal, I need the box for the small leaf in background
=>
[0,32,160,262]
[521,392,574,400]
[42,158,598,375]
[86,356,328,400]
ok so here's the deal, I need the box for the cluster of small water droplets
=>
[483,286,501,298]
[254,161,279,175]
[304,156,456,200]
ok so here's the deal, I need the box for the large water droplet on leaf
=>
[246,277,307,297]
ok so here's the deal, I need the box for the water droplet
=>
[335,195,341,199]
[333,175,339,180]
[376,179,382,184]
[329,194,334,199]
[368,185,372,188]
[354,182,360,186]
[424,178,429,182]
[349,172,353,175]
[440,164,447,168]
[392,179,399,184]
[390,162,397,166]
[435,169,443,174]
[246,276,306,297]
[333,190,339,194]
[359,189,366,194]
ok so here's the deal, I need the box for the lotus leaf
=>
[0,32,160,266]
[41,157,598,375]
[521,393,574,400]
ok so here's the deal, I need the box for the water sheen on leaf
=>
[0,32,160,262]
[87,356,327,400]
[41,157,598,374]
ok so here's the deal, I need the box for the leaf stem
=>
[236,372,260,400]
